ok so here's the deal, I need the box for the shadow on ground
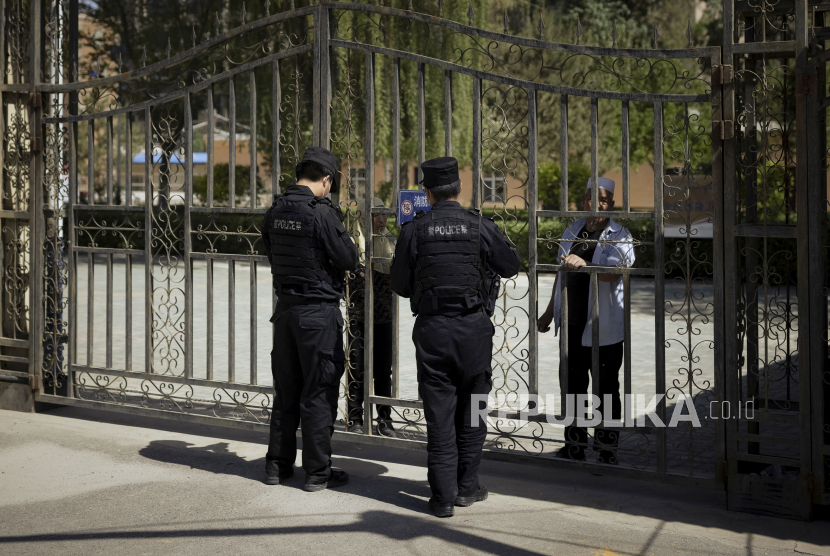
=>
[14,405,829,556]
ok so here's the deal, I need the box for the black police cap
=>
[420,157,459,189]
[300,147,340,180]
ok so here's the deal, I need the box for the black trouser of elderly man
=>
[347,320,394,435]
[558,329,623,464]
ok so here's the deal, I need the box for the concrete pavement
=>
[0,407,828,556]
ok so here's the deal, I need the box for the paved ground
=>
[1,407,828,556]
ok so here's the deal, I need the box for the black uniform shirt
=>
[390,201,522,317]
[261,185,359,303]
[565,225,603,333]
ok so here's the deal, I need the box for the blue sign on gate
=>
[397,190,431,226]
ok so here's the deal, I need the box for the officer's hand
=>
[560,254,587,270]
[537,309,553,333]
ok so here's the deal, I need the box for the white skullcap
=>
[586,177,615,194]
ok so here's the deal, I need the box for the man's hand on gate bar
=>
[559,254,587,270]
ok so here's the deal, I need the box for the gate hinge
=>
[796,73,817,96]
[712,120,734,140]
[29,93,42,108]
[715,64,734,85]
[30,136,42,153]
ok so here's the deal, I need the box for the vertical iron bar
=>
[88,120,94,204]
[106,254,112,367]
[144,107,153,373]
[472,77,481,210]
[229,260,236,382]
[126,254,132,370]
[272,60,281,196]
[106,116,113,205]
[590,97,598,214]
[653,100,666,474]
[207,85,214,207]
[318,6,330,147]
[250,260,257,385]
[69,0,79,87]
[722,0,739,483]
[117,114,121,205]
[184,93,193,380]
[364,51,375,434]
[591,272,600,414]
[207,259,214,381]
[68,121,77,397]
[391,56,400,397]
[527,87,538,396]
[561,271,569,420]
[30,0,44,391]
[250,70,257,209]
[560,95,569,212]
[87,252,93,366]
[710,47,727,484]
[444,69,452,157]
[125,115,132,206]
[229,76,236,208]
[417,62,425,184]
[312,4,322,145]
[623,273,631,424]
[744,54,760,449]
[621,100,630,214]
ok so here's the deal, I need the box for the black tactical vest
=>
[411,206,488,315]
[267,194,338,297]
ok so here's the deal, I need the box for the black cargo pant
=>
[266,301,345,481]
[560,329,623,459]
[414,309,493,505]
[347,320,393,426]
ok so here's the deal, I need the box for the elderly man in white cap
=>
[537,176,635,464]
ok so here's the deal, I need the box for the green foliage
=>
[538,162,592,210]
[376,181,394,206]
[80,0,726,199]
[192,163,265,204]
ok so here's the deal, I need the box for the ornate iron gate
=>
[1,0,827,517]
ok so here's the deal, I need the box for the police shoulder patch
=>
[467,208,481,216]
[413,209,427,219]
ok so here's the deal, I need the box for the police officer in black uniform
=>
[391,157,521,517]
[262,147,359,492]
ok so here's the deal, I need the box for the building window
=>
[483,173,505,202]
[349,169,365,200]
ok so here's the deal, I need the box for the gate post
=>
[794,0,818,508]
[807,60,828,507]
[721,0,817,519]
[807,12,830,506]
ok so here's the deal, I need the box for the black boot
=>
[429,497,455,518]
[455,485,488,507]
[304,469,350,492]
[264,465,294,485]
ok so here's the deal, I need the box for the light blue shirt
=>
[552,218,635,346]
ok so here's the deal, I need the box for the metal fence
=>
[1,0,828,519]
